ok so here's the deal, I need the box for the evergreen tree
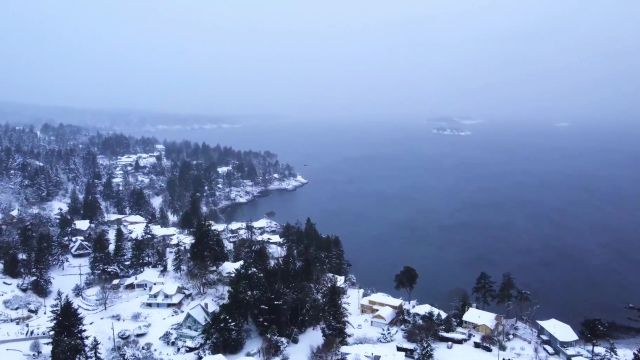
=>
[112,226,127,269]
[604,339,618,359]
[472,272,496,309]
[202,304,246,354]
[49,295,88,360]
[102,172,115,203]
[172,246,184,274]
[130,238,148,272]
[32,232,53,297]
[2,250,21,278]
[415,337,435,360]
[82,180,102,221]
[394,265,419,300]
[158,206,170,227]
[378,326,395,343]
[321,280,348,348]
[88,337,103,360]
[633,347,640,360]
[68,187,82,218]
[89,231,112,276]
[514,288,532,322]
[496,272,517,316]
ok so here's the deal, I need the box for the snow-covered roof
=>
[184,303,211,326]
[361,292,403,308]
[218,261,244,276]
[122,215,146,224]
[217,166,232,174]
[252,218,278,229]
[73,220,91,231]
[210,222,228,232]
[341,344,405,360]
[227,222,246,231]
[410,303,447,319]
[256,234,282,243]
[537,318,579,343]
[10,208,19,217]
[152,226,177,237]
[105,214,126,221]
[146,282,184,305]
[124,268,160,286]
[127,223,147,238]
[70,239,91,254]
[373,306,396,324]
[327,273,346,287]
[150,282,179,296]
[462,308,498,330]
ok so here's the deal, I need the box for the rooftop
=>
[462,307,498,330]
[537,318,579,343]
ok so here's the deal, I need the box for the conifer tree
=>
[158,206,170,227]
[2,250,21,278]
[68,187,82,218]
[87,336,102,360]
[89,231,112,276]
[496,272,517,316]
[172,246,184,274]
[415,337,435,360]
[112,226,127,269]
[633,347,640,360]
[49,295,88,360]
[32,232,53,297]
[472,272,496,309]
[580,318,609,356]
[102,173,115,203]
[82,180,102,221]
[202,304,246,354]
[321,280,348,349]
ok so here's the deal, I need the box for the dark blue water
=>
[141,118,640,326]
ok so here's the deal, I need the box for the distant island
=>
[432,127,472,136]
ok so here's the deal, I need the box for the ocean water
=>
[142,118,640,326]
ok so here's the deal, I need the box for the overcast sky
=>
[1,1,639,120]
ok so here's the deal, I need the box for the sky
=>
[1,1,639,121]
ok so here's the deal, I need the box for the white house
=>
[73,220,91,234]
[462,307,502,335]
[217,260,243,281]
[537,318,579,354]
[142,282,186,308]
[360,293,403,314]
[123,268,161,290]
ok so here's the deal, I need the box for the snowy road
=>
[0,335,49,345]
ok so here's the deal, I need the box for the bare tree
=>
[96,283,113,310]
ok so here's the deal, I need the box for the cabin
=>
[70,238,92,257]
[152,226,178,242]
[104,214,126,225]
[462,307,502,336]
[123,268,161,290]
[537,318,579,358]
[142,282,186,308]
[179,302,212,338]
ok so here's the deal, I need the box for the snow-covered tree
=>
[49,294,88,360]
[414,337,435,360]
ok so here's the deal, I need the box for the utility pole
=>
[68,264,84,284]
[111,321,116,350]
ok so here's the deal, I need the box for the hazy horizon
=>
[2,1,639,122]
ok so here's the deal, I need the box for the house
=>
[142,282,186,308]
[409,303,447,320]
[360,292,403,314]
[122,215,146,225]
[123,268,161,290]
[371,306,397,328]
[341,344,406,360]
[462,307,502,335]
[179,302,212,337]
[217,260,243,282]
[537,318,579,357]
[152,226,178,242]
[72,220,91,235]
[70,238,92,257]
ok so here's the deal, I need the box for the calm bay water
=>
[141,118,640,326]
